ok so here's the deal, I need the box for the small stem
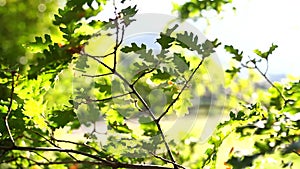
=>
[113,0,118,71]
[150,152,186,169]
[254,64,286,104]
[5,71,16,145]
[82,73,113,78]
[132,67,156,86]
[264,59,269,75]
[158,58,206,122]
[87,92,133,103]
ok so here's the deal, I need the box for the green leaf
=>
[120,5,138,26]
[176,31,202,54]
[121,43,145,53]
[27,34,53,53]
[254,141,270,152]
[108,121,132,134]
[225,66,241,78]
[49,108,77,128]
[139,116,159,136]
[253,43,278,60]
[173,53,190,73]
[225,45,243,62]
[156,33,176,49]
[156,24,179,49]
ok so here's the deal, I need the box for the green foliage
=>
[173,0,233,20]
[0,0,299,169]
[254,43,278,60]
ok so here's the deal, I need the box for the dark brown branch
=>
[150,152,186,169]
[82,72,113,78]
[132,67,156,86]
[86,92,133,103]
[113,0,119,71]
[30,151,50,162]
[54,137,103,154]
[0,157,18,164]
[293,150,300,157]
[81,11,179,167]
[111,70,178,168]
[85,52,114,72]
[30,129,78,161]
[5,71,16,145]
[0,146,173,169]
[158,58,206,122]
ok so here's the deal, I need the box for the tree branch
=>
[150,152,186,169]
[29,129,78,161]
[112,71,179,168]
[132,67,156,86]
[80,92,133,104]
[0,146,173,169]
[158,57,206,122]
[242,57,287,105]
[253,62,286,104]
[82,72,113,78]
[80,9,179,167]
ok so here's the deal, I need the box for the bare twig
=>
[150,152,186,169]
[132,67,156,86]
[82,72,113,78]
[113,0,119,71]
[5,70,16,145]
[241,56,287,105]
[249,61,286,104]
[30,151,50,162]
[82,92,133,104]
[112,71,178,168]
[54,138,102,155]
[30,129,79,161]
[158,58,206,122]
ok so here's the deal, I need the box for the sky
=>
[131,0,300,77]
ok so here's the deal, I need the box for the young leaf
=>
[224,45,243,62]
[253,43,278,60]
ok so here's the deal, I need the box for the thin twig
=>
[86,92,133,103]
[30,151,50,162]
[54,138,102,155]
[112,70,179,168]
[158,58,206,122]
[254,64,286,103]
[150,152,186,169]
[82,72,113,78]
[113,0,119,71]
[264,59,269,75]
[85,52,114,71]
[81,8,179,167]
[30,129,79,161]
[5,70,16,145]
[132,67,156,86]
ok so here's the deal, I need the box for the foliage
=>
[173,0,233,20]
[0,0,299,169]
